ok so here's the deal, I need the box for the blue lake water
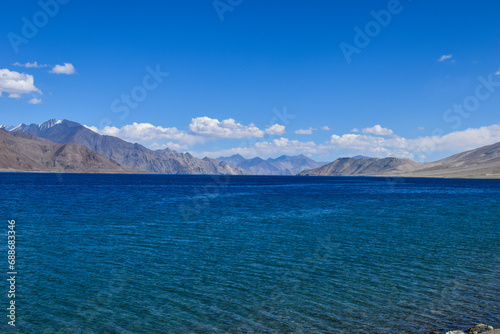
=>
[1,173,499,333]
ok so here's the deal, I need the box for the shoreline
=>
[1,170,500,180]
[445,324,500,334]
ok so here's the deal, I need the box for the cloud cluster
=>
[3,61,76,104]
[200,137,317,158]
[197,124,500,161]
[408,124,500,153]
[189,117,283,138]
[324,125,500,159]
[13,61,76,75]
[13,61,48,68]
[351,125,393,136]
[295,127,315,135]
[86,118,500,162]
[50,63,76,75]
[88,122,203,146]
[149,142,190,151]
[438,54,453,62]
[0,68,42,98]
[361,124,394,136]
[29,98,42,104]
[295,126,330,134]
[265,124,286,135]
[87,117,286,146]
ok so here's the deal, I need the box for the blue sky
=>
[1,0,500,162]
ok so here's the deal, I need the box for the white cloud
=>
[438,54,453,62]
[361,125,394,136]
[200,124,500,161]
[92,122,203,145]
[85,118,500,163]
[256,137,316,150]
[295,127,316,135]
[13,61,48,68]
[189,117,266,139]
[322,125,500,160]
[265,124,286,135]
[84,125,99,132]
[0,69,42,99]
[408,124,500,153]
[495,69,500,75]
[199,137,318,159]
[351,128,359,133]
[150,142,189,151]
[328,133,405,148]
[50,63,76,75]
[85,118,285,152]
[28,98,42,104]
[321,126,330,131]
[417,126,425,130]
[316,133,412,158]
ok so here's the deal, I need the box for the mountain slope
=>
[269,154,326,175]
[299,157,423,176]
[0,129,134,173]
[399,142,500,178]
[299,142,500,178]
[217,154,247,166]
[13,119,247,175]
[218,154,324,175]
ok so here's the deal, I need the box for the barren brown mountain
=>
[0,129,134,173]
[13,119,248,175]
[299,142,500,179]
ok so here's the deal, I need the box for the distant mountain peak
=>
[38,119,63,130]
[7,119,65,133]
[250,157,265,163]
[218,153,323,175]
[0,129,133,173]
[299,156,423,176]
[11,118,248,175]
[9,123,27,132]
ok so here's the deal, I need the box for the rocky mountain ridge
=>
[11,119,248,175]
[218,153,324,175]
[0,129,134,173]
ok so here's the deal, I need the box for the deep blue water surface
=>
[1,173,499,333]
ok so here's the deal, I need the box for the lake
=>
[1,173,499,333]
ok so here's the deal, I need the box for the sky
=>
[1,0,500,162]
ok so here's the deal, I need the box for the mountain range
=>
[217,154,325,175]
[299,157,423,176]
[299,143,500,179]
[396,141,500,178]
[0,128,133,173]
[6,119,247,175]
[1,119,500,178]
